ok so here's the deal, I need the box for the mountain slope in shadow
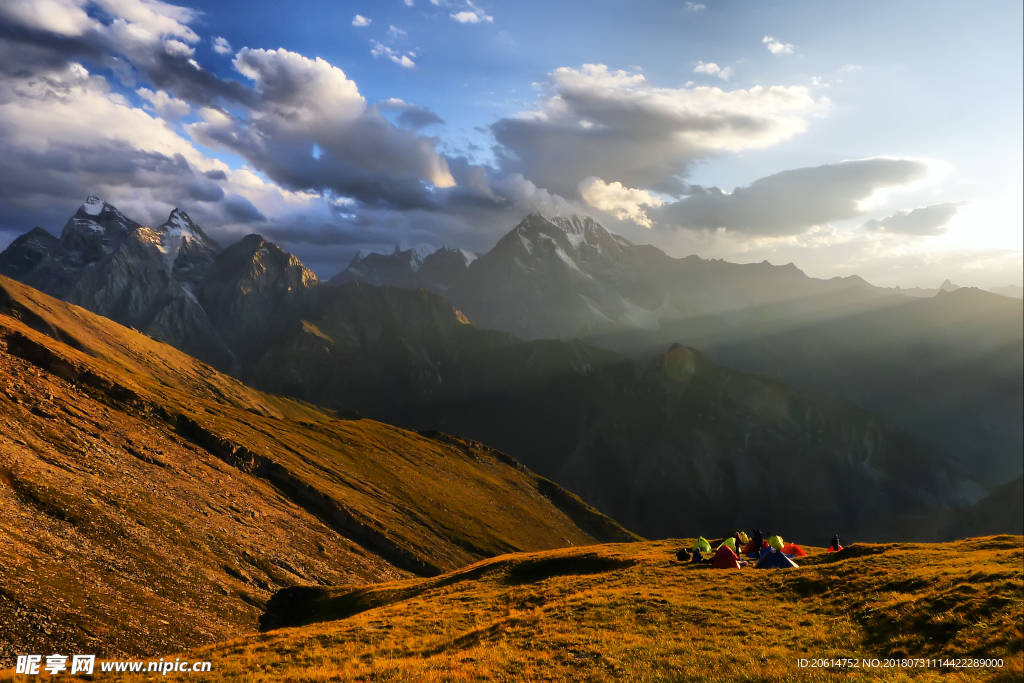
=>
[0,276,632,663]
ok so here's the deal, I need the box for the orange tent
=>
[781,543,806,557]
[712,545,741,569]
[826,545,843,553]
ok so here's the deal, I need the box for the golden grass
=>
[0,276,633,664]
[85,536,1021,683]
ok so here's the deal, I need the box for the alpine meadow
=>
[0,1,1020,681]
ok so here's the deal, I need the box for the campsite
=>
[66,535,1022,683]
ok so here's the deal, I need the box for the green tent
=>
[768,535,785,551]
[717,537,737,553]
[691,536,712,553]
[736,531,750,545]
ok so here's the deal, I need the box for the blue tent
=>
[755,547,798,569]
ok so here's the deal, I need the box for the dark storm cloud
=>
[862,202,963,236]
[654,158,932,235]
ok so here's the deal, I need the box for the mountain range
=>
[1,198,1019,543]
[326,213,1024,494]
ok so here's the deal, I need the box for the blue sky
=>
[0,0,1020,287]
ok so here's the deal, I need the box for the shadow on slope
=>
[0,276,634,665]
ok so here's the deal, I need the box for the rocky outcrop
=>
[328,245,474,294]
[0,228,58,280]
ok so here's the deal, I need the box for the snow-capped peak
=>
[81,195,105,216]
[154,209,209,272]
[458,248,477,265]
[166,208,196,232]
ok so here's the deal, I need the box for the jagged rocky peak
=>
[70,195,137,231]
[0,227,58,279]
[511,213,632,255]
[79,194,105,216]
[219,234,319,288]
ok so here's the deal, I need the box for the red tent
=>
[712,545,741,569]
[781,543,807,557]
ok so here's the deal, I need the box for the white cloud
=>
[371,41,416,68]
[579,176,665,228]
[136,87,191,118]
[212,36,232,55]
[189,47,455,200]
[0,0,96,37]
[694,61,721,75]
[694,62,733,80]
[387,24,406,38]
[763,36,794,55]
[451,1,493,23]
[404,0,415,5]
[863,202,964,236]
[686,2,706,10]
[492,63,829,197]
[163,38,194,58]
[352,14,371,27]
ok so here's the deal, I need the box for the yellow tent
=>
[768,535,785,551]
[691,536,712,553]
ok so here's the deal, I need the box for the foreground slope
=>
[96,536,1022,683]
[0,276,633,664]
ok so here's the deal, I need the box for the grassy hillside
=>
[86,535,1022,682]
[0,276,634,664]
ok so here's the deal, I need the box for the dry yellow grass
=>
[83,536,1021,683]
[0,276,633,664]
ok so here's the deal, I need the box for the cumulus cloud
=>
[0,0,465,254]
[0,59,278,239]
[655,158,932,236]
[694,62,733,80]
[579,177,665,228]
[212,36,232,54]
[451,1,493,23]
[491,63,828,197]
[863,202,963,236]
[371,41,416,68]
[136,87,190,117]
[188,48,455,209]
[352,14,371,27]
[763,36,795,55]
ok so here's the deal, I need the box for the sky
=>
[0,0,1020,287]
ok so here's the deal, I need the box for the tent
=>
[781,543,806,558]
[768,535,785,551]
[736,531,750,545]
[712,545,741,569]
[826,545,844,553]
[756,547,798,569]
[717,537,737,553]
[691,536,712,553]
